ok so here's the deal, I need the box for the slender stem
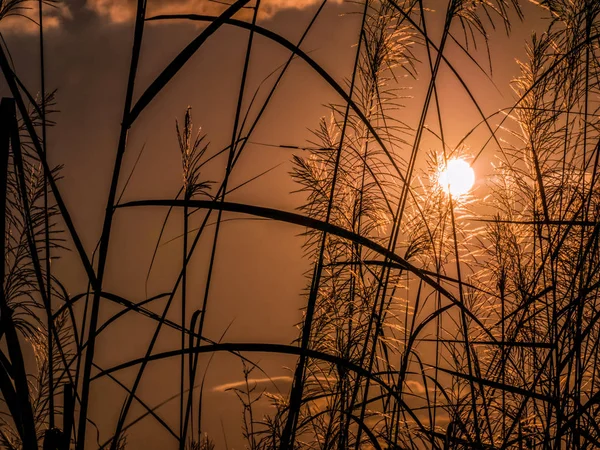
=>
[78,2,147,449]
[38,0,54,430]
[180,197,188,448]
[192,2,261,438]
[280,1,369,445]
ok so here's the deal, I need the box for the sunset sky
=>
[1,0,552,447]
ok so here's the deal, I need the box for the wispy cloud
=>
[86,0,337,23]
[405,380,426,394]
[212,375,292,392]
[0,1,71,34]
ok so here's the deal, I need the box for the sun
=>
[438,158,475,197]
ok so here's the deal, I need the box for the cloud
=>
[86,0,334,23]
[0,1,72,34]
[212,375,292,392]
[405,379,426,394]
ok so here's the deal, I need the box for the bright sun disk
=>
[438,158,475,197]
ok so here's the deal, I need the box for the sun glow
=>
[438,158,475,197]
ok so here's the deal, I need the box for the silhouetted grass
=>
[2,0,600,448]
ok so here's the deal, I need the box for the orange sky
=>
[0,0,551,447]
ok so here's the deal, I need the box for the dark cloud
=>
[86,0,338,22]
[0,1,71,33]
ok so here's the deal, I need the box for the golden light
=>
[438,158,475,197]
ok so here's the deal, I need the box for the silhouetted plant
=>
[2,0,600,448]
